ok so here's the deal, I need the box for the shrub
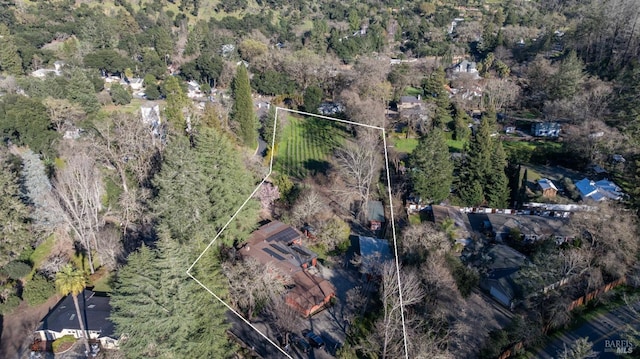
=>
[445,254,479,298]
[1,261,32,280]
[23,274,56,306]
[110,83,132,105]
[0,293,21,314]
[52,335,76,353]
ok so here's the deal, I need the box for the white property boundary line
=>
[187,107,409,359]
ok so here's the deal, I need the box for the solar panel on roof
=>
[260,222,285,236]
[262,247,286,261]
[267,227,300,243]
[291,246,312,258]
[270,243,291,256]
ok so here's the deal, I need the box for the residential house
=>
[537,178,558,198]
[240,221,335,317]
[430,205,471,244]
[406,194,428,214]
[358,236,393,278]
[187,80,202,99]
[531,122,560,137]
[34,290,119,349]
[452,60,478,74]
[127,77,144,91]
[504,126,516,134]
[317,102,344,116]
[31,60,65,78]
[398,95,422,110]
[574,178,623,202]
[140,104,163,140]
[479,245,527,308]
[474,213,573,244]
[367,201,386,231]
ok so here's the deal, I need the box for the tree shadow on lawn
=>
[304,159,331,176]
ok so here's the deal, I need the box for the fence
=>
[499,276,627,358]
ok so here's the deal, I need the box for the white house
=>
[127,77,144,91]
[35,290,119,349]
[187,80,202,99]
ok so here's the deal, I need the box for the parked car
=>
[291,333,311,353]
[302,329,325,349]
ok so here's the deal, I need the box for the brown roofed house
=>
[240,221,335,317]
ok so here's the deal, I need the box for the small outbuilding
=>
[367,201,385,231]
[537,178,558,198]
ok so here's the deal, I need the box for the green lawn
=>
[389,136,465,154]
[391,137,418,153]
[405,86,423,96]
[275,116,347,178]
[92,273,113,292]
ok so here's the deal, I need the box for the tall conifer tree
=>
[409,128,453,203]
[231,65,257,148]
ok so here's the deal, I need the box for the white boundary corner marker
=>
[187,107,409,359]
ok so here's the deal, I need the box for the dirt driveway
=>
[0,295,61,359]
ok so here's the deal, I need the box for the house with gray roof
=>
[35,290,119,349]
[367,200,385,231]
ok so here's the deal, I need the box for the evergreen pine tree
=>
[163,76,189,130]
[457,116,492,206]
[409,128,453,203]
[0,37,22,75]
[485,141,509,208]
[453,106,471,141]
[0,154,31,266]
[67,70,100,113]
[152,128,257,245]
[110,239,236,358]
[303,85,323,114]
[231,65,257,148]
[422,67,452,129]
[518,168,528,208]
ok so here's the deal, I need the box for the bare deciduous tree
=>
[95,225,123,271]
[401,223,451,264]
[92,112,159,193]
[483,78,521,112]
[264,295,302,345]
[367,261,425,359]
[43,97,86,133]
[223,258,291,320]
[52,149,104,274]
[334,130,382,222]
[289,188,327,226]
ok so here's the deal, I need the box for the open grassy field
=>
[275,116,348,178]
[389,135,466,154]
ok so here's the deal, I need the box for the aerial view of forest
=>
[1,0,640,358]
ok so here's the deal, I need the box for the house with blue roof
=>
[358,236,393,278]
[574,178,623,202]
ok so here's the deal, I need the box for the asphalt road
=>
[534,299,640,358]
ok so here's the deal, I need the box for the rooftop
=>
[241,221,316,274]
[358,236,393,274]
[537,178,558,191]
[38,290,114,337]
[399,95,421,104]
[575,178,623,201]
[367,201,385,223]
[285,271,335,313]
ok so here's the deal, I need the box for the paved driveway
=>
[534,300,640,358]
